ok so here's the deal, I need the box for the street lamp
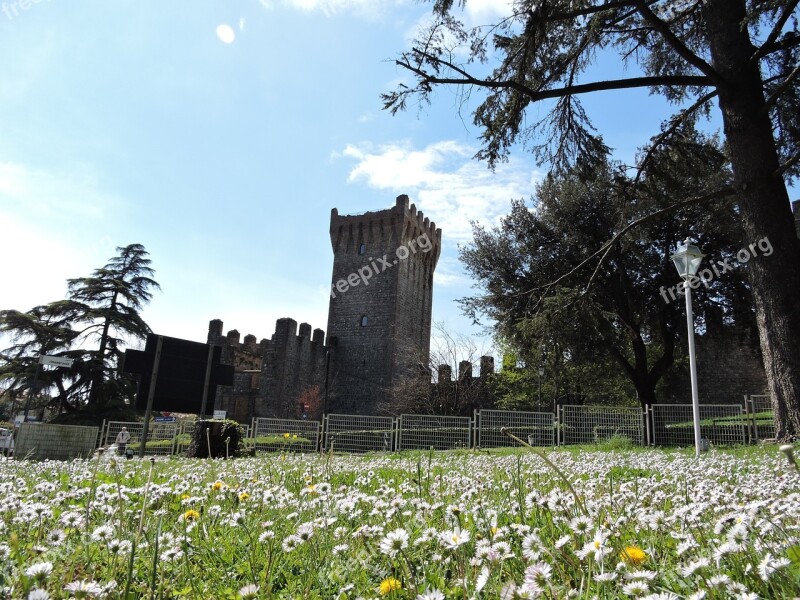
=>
[671,238,705,457]
[538,365,544,409]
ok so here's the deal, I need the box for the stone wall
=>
[15,423,98,461]
[208,318,330,421]
[662,325,767,404]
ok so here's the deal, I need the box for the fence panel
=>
[559,405,643,446]
[477,409,554,448]
[651,404,746,447]
[323,414,394,453]
[748,395,775,441]
[397,414,472,451]
[103,421,177,456]
[252,418,320,453]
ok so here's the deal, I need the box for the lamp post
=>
[671,238,705,457]
[538,365,544,409]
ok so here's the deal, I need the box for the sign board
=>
[154,416,177,422]
[39,355,74,368]
[213,410,227,420]
[122,334,234,413]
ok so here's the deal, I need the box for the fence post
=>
[473,409,479,449]
[556,406,562,446]
[644,406,651,446]
[742,394,754,443]
[738,405,746,445]
[396,417,402,452]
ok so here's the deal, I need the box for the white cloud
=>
[340,140,540,243]
[259,0,407,19]
[464,0,514,22]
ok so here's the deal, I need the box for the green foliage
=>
[188,419,245,459]
[595,434,637,452]
[48,404,142,428]
[0,244,159,414]
[461,141,751,407]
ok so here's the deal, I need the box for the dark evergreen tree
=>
[0,244,159,413]
[460,133,753,410]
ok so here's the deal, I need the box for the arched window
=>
[360,315,368,327]
[358,243,366,255]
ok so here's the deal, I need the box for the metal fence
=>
[559,405,644,446]
[747,394,775,441]
[103,420,178,456]
[324,414,395,453]
[251,417,320,453]
[650,404,746,446]
[84,397,771,458]
[397,414,472,451]
[476,409,555,448]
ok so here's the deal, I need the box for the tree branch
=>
[760,63,800,117]
[632,89,718,187]
[399,53,709,101]
[634,0,724,87]
[775,148,800,178]
[751,0,800,64]
[539,185,736,296]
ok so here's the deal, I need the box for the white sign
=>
[213,410,227,420]
[39,355,74,368]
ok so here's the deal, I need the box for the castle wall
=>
[663,326,768,404]
[208,319,330,421]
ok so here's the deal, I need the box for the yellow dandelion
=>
[283,432,290,439]
[181,493,190,500]
[239,492,250,502]
[378,577,402,596]
[620,545,647,565]
[212,481,223,491]
[183,509,200,522]
[292,434,298,440]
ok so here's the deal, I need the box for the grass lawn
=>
[1,444,798,598]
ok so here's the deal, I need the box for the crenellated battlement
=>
[330,194,442,267]
[436,356,496,382]
[207,318,332,420]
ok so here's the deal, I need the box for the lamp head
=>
[671,238,704,279]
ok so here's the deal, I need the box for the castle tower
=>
[327,194,442,413]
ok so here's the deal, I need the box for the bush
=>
[48,404,142,428]
[187,419,244,459]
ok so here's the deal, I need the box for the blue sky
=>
[1,1,792,354]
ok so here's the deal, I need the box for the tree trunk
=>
[703,0,800,439]
[89,289,118,407]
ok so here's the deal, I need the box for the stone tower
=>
[327,194,442,413]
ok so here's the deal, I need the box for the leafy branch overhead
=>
[384,0,799,175]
